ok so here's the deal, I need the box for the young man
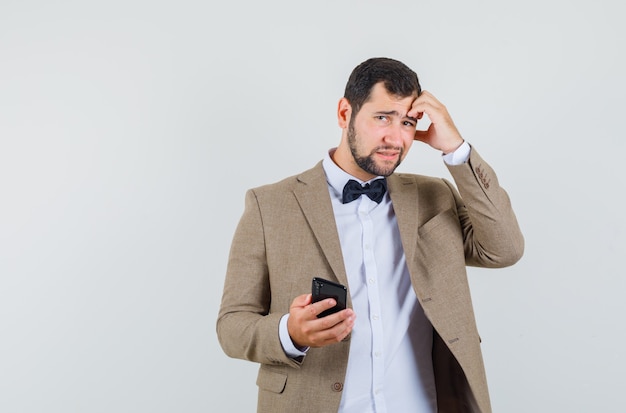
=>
[217,57,524,413]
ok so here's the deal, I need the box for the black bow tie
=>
[342,179,387,204]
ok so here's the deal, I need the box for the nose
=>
[383,122,405,147]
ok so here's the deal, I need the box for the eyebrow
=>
[375,110,418,123]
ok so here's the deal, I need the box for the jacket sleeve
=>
[445,146,525,268]
[216,189,301,368]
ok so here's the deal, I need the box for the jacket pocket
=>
[418,208,456,237]
[256,366,287,394]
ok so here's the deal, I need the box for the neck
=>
[331,144,376,182]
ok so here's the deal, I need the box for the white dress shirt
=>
[280,143,471,413]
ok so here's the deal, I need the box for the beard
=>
[347,119,404,177]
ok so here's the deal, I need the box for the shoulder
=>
[388,172,452,190]
[387,172,458,206]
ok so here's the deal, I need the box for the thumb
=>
[413,128,430,143]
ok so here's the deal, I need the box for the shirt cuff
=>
[279,313,309,358]
[442,141,471,165]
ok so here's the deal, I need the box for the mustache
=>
[372,146,403,152]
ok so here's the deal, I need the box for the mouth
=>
[375,149,401,161]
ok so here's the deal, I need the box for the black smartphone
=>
[311,277,347,318]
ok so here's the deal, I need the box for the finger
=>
[408,99,433,119]
[290,293,312,309]
[313,310,354,345]
[311,298,338,317]
[417,90,440,104]
[316,310,356,344]
[408,92,443,119]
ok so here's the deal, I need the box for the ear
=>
[337,97,352,129]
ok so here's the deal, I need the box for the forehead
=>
[362,82,416,113]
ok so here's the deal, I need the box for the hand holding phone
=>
[311,277,347,318]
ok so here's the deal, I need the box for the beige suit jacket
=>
[217,148,524,413]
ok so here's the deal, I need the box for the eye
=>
[376,115,389,122]
[403,120,416,128]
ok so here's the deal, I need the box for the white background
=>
[1,0,624,411]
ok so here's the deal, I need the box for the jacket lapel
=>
[292,162,348,286]
[387,174,420,275]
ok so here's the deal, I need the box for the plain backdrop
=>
[1,0,624,412]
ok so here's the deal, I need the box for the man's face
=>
[346,83,418,179]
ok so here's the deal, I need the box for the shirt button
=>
[368,278,375,284]
[331,382,343,392]
[372,315,379,320]
[374,351,381,357]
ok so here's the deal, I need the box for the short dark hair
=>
[343,57,421,115]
